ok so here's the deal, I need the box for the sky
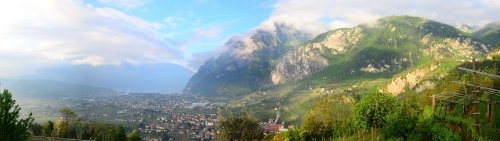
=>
[0,0,499,87]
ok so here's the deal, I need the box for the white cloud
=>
[263,0,500,35]
[97,0,152,9]
[193,24,224,40]
[0,0,184,77]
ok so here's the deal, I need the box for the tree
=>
[301,95,355,140]
[216,116,262,141]
[418,107,460,141]
[42,120,54,137]
[90,124,119,141]
[382,103,418,141]
[31,123,43,136]
[0,89,34,141]
[53,107,79,138]
[127,130,140,141]
[59,107,77,121]
[53,119,69,137]
[382,92,422,141]
[115,125,127,141]
[283,128,302,141]
[353,91,398,138]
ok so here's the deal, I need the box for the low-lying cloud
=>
[263,0,500,34]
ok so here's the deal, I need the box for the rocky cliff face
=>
[271,16,492,86]
[271,27,363,84]
[184,24,310,97]
[185,15,497,99]
[209,16,499,122]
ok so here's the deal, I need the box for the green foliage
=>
[216,115,262,141]
[382,100,420,140]
[417,107,461,141]
[52,119,69,138]
[0,89,34,141]
[283,128,302,141]
[353,91,398,130]
[301,115,333,140]
[52,107,80,138]
[59,107,77,121]
[42,120,54,137]
[127,130,140,141]
[30,123,43,136]
[42,107,129,141]
[115,125,127,141]
[419,59,500,140]
[429,123,461,141]
[301,95,355,140]
[444,116,487,141]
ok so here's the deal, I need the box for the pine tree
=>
[115,125,127,141]
[0,89,34,141]
[127,130,140,141]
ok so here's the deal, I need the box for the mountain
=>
[184,23,310,97]
[474,22,500,46]
[19,63,193,93]
[457,24,476,33]
[0,79,118,103]
[187,15,498,121]
[233,16,495,120]
[273,16,490,91]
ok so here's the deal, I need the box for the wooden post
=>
[432,95,436,112]
[444,102,448,117]
[463,84,470,116]
[463,103,466,116]
[471,58,480,130]
[371,127,374,141]
[488,94,492,125]
[491,100,495,126]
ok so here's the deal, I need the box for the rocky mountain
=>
[271,27,363,84]
[184,15,500,121]
[272,16,491,94]
[184,23,310,97]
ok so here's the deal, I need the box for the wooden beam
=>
[458,67,500,79]
[453,81,500,96]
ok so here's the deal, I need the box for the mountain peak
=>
[184,23,310,97]
[271,15,490,85]
[185,15,496,98]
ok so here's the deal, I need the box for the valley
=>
[2,11,500,141]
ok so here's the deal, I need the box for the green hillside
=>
[224,16,496,122]
[474,22,500,46]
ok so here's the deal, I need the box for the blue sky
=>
[87,0,274,61]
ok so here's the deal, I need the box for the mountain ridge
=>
[185,16,499,121]
[186,16,495,97]
[0,79,119,102]
[184,23,311,97]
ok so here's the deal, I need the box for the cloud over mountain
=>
[264,0,500,34]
